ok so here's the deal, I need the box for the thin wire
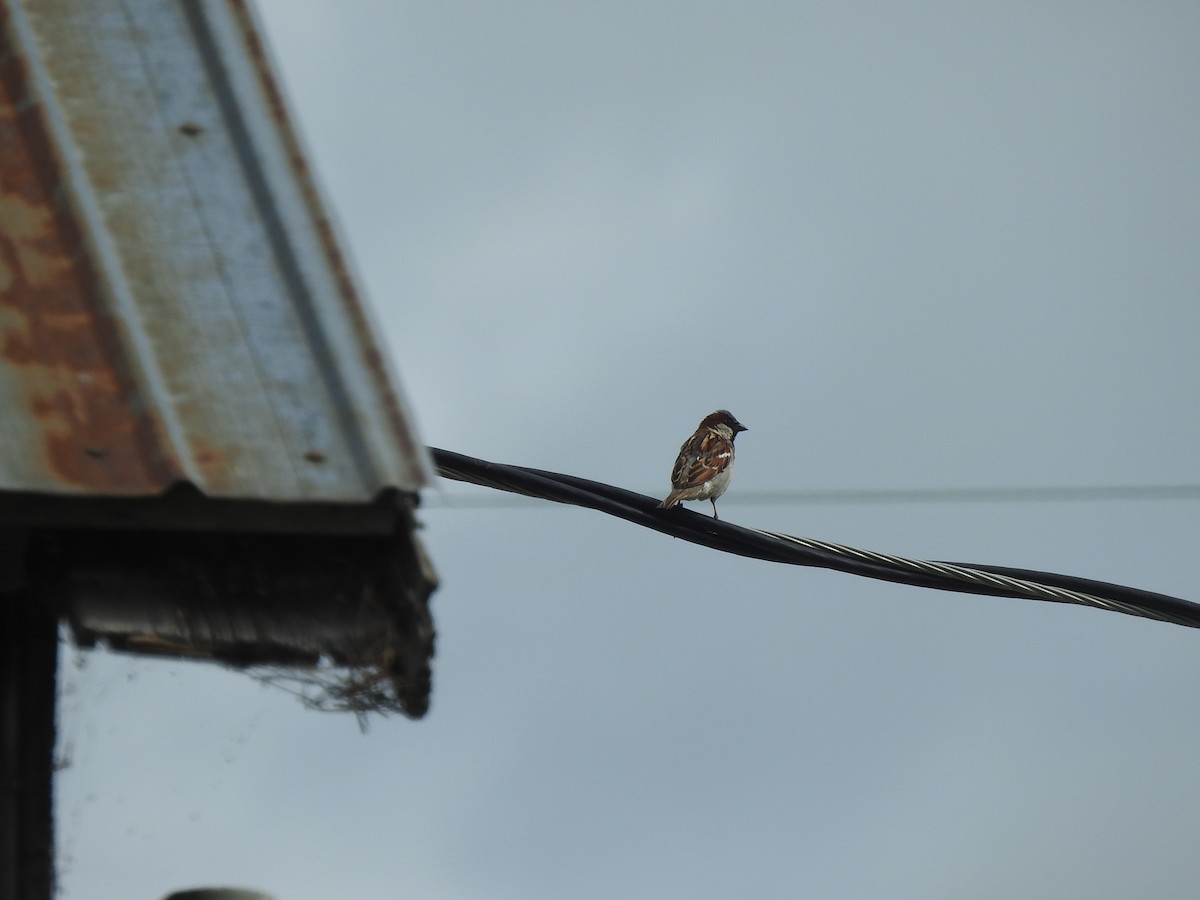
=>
[424,483,1200,509]
[429,447,1200,631]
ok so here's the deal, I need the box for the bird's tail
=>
[657,492,683,509]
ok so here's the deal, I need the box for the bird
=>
[657,410,748,519]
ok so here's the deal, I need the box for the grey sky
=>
[56,3,1200,898]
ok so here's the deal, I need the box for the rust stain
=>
[0,23,178,493]
[183,435,232,495]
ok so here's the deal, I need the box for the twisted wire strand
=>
[757,530,1171,625]
[429,447,1200,631]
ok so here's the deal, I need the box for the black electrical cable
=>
[430,448,1200,631]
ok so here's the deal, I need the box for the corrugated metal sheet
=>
[0,0,430,504]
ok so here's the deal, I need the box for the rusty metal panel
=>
[0,0,430,503]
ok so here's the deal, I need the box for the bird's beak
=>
[734,423,748,433]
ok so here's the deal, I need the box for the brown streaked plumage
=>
[658,410,748,519]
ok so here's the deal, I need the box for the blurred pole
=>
[163,890,274,900]
[0,583,58,900]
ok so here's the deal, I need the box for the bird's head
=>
[701,409,748,439]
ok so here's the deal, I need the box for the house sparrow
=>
[658,410,748,519]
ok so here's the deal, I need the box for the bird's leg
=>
[710,500,719,519]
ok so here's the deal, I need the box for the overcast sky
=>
[55,3,1200,899]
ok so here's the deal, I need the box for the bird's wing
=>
[670,429,733,490]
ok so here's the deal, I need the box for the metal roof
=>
[0,0,430,506]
